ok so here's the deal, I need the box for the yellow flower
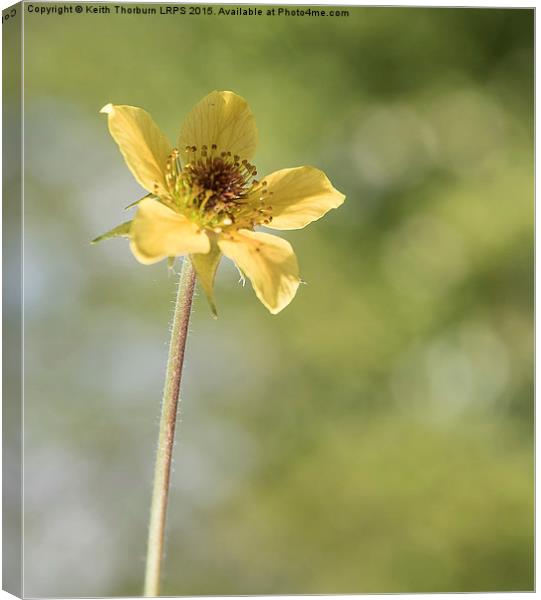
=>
[94,91,345,315]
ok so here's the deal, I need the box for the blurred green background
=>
[19,4,533,596]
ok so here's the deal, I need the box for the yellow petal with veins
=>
[252,166,345,230]
[218,229,299,314]
[191,241,222,318]
[130,198,210,265]
[101,104,172,197]
[178,91,258,162]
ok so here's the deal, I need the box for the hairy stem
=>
[144,258,196,596]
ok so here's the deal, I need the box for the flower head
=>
[94,91,345,315]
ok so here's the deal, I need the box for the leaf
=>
[191,244,222,318]
[91,221,132,244]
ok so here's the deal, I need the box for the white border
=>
[0,1,535,599]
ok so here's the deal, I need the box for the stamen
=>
[157,144,272,231]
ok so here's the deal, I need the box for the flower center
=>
[184,145,257,210]
[163,145,273,233]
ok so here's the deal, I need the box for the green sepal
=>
[125,193,153,210]
[191,243,222,319]
[91,221,132,244]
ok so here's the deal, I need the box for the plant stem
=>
[144,258,196,597]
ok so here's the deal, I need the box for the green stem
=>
[144,258,196,597]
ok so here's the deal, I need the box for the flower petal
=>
[253,166,345,230]
[218,230,300,314]
[178,91,258,162]
[191,241,222,318]
[101,104,172,197]
[130,198,210,265]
